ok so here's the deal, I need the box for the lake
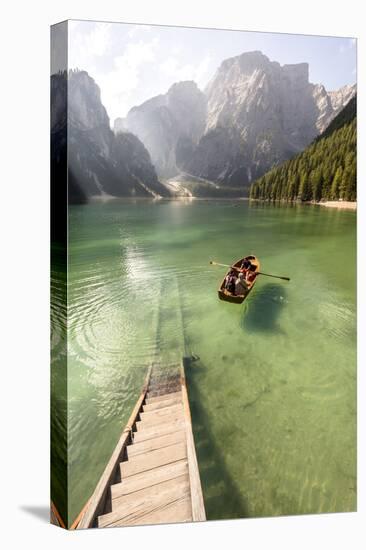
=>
[51,199,356,525]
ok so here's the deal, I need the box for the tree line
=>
[250,97,357,202]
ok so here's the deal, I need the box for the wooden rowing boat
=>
[218,255,260,304]
[76,361,205,529]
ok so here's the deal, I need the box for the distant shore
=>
[250,198,357,210]
[88,196,356,208]
[316,201,357,210]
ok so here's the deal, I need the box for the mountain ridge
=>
[118,51,355,194]
[52,70,170,203]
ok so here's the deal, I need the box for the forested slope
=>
[249,96,356,202]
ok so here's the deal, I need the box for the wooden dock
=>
[77,361,206,529]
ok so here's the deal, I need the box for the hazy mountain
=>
[122,81,207,178]
[53,54,356,202]
[119,51,355,196]
[51,70,169,203]
[113,117,127,133]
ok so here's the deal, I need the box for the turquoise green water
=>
[59,200,356,524]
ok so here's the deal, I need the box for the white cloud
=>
[160,57,193,80]
[195,54,213,88]
[68,21,111,68]
[88,23,111,57]
[67,22,215,121]
[160,53,212,89]
[116,38,157,71]
[97,37,159,122]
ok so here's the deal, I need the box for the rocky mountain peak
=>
[167,80,201,97]
[328,83,356,111]
[112,50,356,196]
[218,50,271,74]
[177,51,356,191]
[205,53,312,133]
[68,70,110,131]
[123,81,207,178]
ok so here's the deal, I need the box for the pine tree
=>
[330,166,343,199]
[298,173,311,201]
[311,168,323,202]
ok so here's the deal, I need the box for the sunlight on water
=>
[53,199,356,523]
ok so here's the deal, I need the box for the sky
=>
[66,20,357,124]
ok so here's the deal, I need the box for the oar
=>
[257,271,290,281]
[210,261,236,269]
[209,260,290,281]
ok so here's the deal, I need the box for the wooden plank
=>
[180,363,206,522]
[132,417,185,443]
[77,365,152,529]
[127,429,186,458]
[145,391,181,404]
[98,476,191,528]
[139,403,183,421]
[148,386,181,394]
[147,391,181,399]
[50,508,58,527]
[125,495,192,526]
[135,409,183,429]
[111,459,188,500]
[143,395,181,412]
[121,442,187,478]
[50,501,65,528]
[77,361,206,529]
[112,474,190,514]
[70,498,90,530]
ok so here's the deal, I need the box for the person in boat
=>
[240,258,252,270]
[245,270,257,284]
[235,271,248,295]
[225,270,237,294]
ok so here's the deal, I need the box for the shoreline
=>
[315,201,357,210]
[88,195,250,203]
[250,198,357,210]
[84,196,357,208]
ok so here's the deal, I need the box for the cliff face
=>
[123,81,207,178]
[54,54,356,201]
[51,70,169,203]
[180,52,355,191]
[119,51,355,195]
